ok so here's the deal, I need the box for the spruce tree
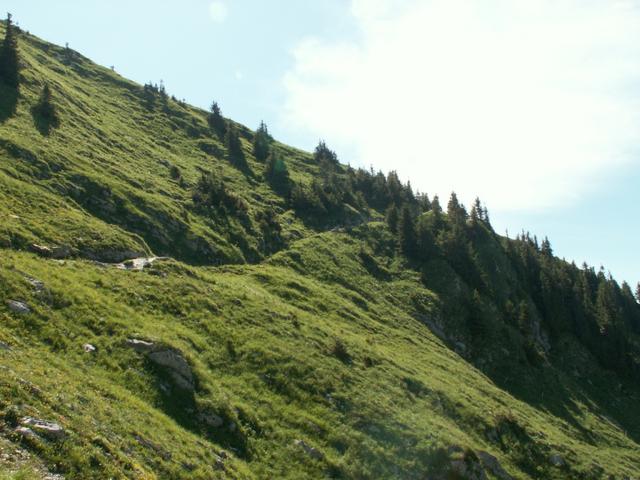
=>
[398,204,417,257]
[253,121,272,162]
[225,123,247,170]
[386,204,399,233]
[0,13,20,89]
[470,197,482,226]
[541,237,553,256]
[208,101,226,137]
[636,283,640,303]
[264,151,290,195]
[447,192,467,226]
[314,141,338,165]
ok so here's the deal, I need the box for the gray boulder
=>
[148,349,194,391]
[29,244,52,257]
[125,339,195,392]
[550,453,566,467]
[21,417,65,440]
[6,300,30,314]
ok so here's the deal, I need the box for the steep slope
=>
[1,20,640,480]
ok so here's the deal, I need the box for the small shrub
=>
[3,405,20,427]
[169,165,181,180]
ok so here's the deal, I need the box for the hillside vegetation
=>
[1,18,640,480]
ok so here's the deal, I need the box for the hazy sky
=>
[5,0,640,286]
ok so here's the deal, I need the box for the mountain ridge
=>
[1,18,640,480]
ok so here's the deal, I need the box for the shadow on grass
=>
[31,106,59,136]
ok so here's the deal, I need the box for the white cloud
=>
[209,1,228,23]
[282,0,640,211]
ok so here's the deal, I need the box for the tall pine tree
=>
[0,13,20,89]
[208,101,226,137]
[398,204,417,257]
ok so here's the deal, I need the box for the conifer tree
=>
[431,195,442,215]
[264,151,290,195]
[541,237,553,256]
[208,101,226,136]
[253,121,272,162]
[386,204,399,233]
[447,192,467,226]
[470,197,482,226]
[225,123,247,170]
[636,283,640,303]
[314,140,338,165]
[398,204,417,257]
[0,13,20,89]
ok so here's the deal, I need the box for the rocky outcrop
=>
[20,417,65,440]
[125,339,195,392]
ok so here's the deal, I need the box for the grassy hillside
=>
[1,20,640,480]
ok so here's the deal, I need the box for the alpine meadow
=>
[1,13,640,480]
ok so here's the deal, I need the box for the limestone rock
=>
[14,426,38,441]
[148,349,194,391]
[125,339,195,392]
[21,417,65,440]
[6,300,30,314]
[124,338,155,353]
[29,244,52,257]
[83,343,96,353]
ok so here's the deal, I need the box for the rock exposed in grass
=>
[293,439,323,460]
[21,417,65,440]
[29,244,52,257]
[477,451,514,480]
[549,453,566,467]
[6,300,30,314]
[198,412,224,428]
[125,339,195,392]
[82,343,96,353]
[14,426,39,440]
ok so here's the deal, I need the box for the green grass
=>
[1,21,639,479]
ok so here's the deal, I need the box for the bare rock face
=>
[6,300,30,314]
[125,339,195,392]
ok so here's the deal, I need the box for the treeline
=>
[504,232,640,374]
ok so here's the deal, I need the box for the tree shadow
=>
[0,84,18,122]
[31,104,59,136]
